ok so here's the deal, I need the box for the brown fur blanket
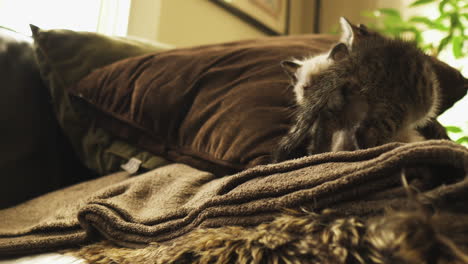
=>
[1,140,467,261]
[71,208,468,264]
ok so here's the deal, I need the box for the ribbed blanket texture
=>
[1,140,467,256]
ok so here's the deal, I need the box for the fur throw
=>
[71,207,468,264]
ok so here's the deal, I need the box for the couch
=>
[1,25,468,264]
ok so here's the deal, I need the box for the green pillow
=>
[31,25,172,175]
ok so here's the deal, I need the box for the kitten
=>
[272,17,440,163]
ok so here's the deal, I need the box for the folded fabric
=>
[0,140,467,256]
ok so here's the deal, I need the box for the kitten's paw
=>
[356,125,378,149]
[271,150,288,163]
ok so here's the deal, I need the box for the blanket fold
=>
[1,140,467,256]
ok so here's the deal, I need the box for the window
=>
[0,0,131,36]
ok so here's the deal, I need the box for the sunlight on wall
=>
[98,0,131,36]
[0,0,131,36]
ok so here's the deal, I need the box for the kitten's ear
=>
[339,17,369,48]
[281,60,301,82]
[358,23,368,32]
[328,43,349,61]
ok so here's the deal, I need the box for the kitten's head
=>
[279,18,440,158]
[281,18,385,154]
[280,17,381,105]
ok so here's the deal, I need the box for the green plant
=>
[446,125,468,145]
[362,0,467,58]
[0,25,17,32]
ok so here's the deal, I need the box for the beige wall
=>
[127,0,414,46]
[127,0,316,47]
[289,0,316,35]
[128,0,267,47]
[127,0,161,41]
[159,0,271,47]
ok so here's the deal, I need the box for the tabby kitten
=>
[272,17,440,163]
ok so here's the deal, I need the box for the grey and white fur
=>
[273,17,440,163]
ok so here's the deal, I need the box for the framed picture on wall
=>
[210,0,290,35]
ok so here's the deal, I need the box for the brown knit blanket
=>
[1,140,467,257]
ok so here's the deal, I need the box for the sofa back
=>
[0,29,93,208]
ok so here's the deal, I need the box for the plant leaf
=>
[409,16,434,26]
[452,35,464,58]
[445,126,463,133]
[0,26,18,33]
[439,0,450,13]
[409,16,450,31]
[361,10,378,18]
[378,8,401,18]
[383,16,405,28]
[456,136,468,144]
[410,0,437,7]
[450,13,459,28]
[437,34,452,55]
[436,13,451,22]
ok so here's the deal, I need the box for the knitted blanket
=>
[1,140,467,256]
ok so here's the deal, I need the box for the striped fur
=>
[273,18,440,163]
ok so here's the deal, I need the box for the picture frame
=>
[210,0,290,35]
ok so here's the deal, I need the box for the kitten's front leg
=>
[306,116,333,154]
[272,103,320,163]
[354,102,408,148]
[355,114,400,148]
[272,124,308,163]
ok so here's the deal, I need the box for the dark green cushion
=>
[31,26,172,175]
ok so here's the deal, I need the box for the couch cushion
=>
[31,26,172,175]
[0,28,94,208]
[68,34,467,176]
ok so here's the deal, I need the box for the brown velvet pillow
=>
[69,35,467,176]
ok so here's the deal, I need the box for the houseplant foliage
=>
[362,0,467,57]
[363,0,467,145]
